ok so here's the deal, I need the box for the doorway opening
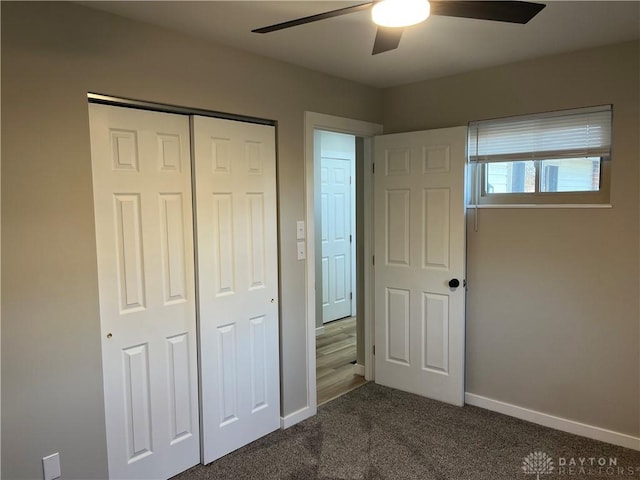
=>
[301,112,382,423]
[314,130,363,405]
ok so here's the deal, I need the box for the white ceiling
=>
[82,1,640,88]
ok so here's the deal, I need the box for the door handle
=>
[448,278,460,288]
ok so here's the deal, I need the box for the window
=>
[468,105,612,206]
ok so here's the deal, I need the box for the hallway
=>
[316,317,366,405]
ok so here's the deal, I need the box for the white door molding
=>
[302,112,382,423]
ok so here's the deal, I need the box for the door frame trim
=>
[303,112,382,419]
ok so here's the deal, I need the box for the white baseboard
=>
[315,326,325,336]
[280,405,315,429]
[354,363,365,376]
[465,392,640,451]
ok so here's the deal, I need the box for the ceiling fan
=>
[252,0,546,55]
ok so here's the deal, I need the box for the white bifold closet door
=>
[90,104,280,479]
[89,104,200,480]
[193,116,280,464]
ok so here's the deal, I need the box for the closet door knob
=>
[448,279,460,288]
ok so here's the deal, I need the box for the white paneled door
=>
[89,104,200,479]
[374,127,467,406]
[321,155,353,323]
[193,116,280,464]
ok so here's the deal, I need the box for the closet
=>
[89,102,280,479]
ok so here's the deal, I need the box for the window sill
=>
[467,204,612,209]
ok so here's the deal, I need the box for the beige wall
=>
[0,2,381,478]
[383,40,640,436]
[3,1,639,479]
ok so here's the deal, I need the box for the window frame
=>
[473,156,611,206]
[468,105,612,207]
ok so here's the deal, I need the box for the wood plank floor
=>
[316,316,367,405]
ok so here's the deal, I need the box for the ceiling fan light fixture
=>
[371,0,430,28]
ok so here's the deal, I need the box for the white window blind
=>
[468,105,612,163]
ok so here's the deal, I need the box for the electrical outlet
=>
[42,453,61,480]
[296,220,305,240]
[296,241,306,260]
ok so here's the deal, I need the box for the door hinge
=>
[373,345,376,356]
[349,234,352,243]
[372,255,375,266]
[349,176,352,185]
[372,163,375,174]
[350,292,353,300]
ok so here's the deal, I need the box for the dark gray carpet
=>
[175,383,640,479]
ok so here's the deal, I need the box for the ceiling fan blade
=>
[430,1,546,24]
[372,27,404,55]
[252,2,373,34]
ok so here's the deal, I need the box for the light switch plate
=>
[42,453,61,480]
[296,221,305,240]
[297,241,306,260]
